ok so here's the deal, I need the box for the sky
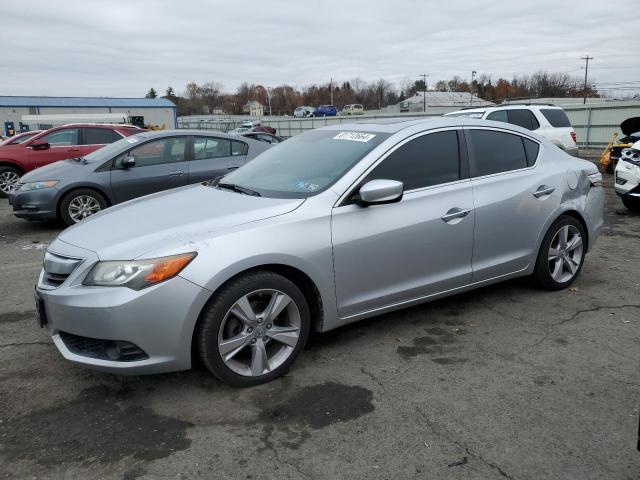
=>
[1,0,639,98]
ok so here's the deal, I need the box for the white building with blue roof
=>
[0,96,177,134]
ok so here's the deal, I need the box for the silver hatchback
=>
[35,118,604,386]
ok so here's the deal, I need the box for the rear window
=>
[540,109,572,128]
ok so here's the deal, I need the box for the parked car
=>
[240,132,284,144]
[9,130,270,225]
[0,130,43,146]
[293,106,314,118]
[0,124,141,197]
[35,117,603,386]
[614,139,640,212]
[605,117,640,173]
[445,105,578,156]
[341,104,364,115]
[312,105,338,117]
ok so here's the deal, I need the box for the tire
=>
[196,271,310,387]
[622,197,640,212]
[533,215,586,290]
[0,165,22,198]
[59,188,107,226]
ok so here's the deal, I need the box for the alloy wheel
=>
[548,225,583,283]
[0,171,20,194]
[68,195,102,222]
[217,289,301,377]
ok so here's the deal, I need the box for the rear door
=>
[466,128,559,281]
[27,127,81,169]
[81,127,122,156]
[188,136,248,183]
[110,136,188,202]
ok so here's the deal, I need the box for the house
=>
[243,100,264,117]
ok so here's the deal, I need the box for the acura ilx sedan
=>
[35,118,604,386]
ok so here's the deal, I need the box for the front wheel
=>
[533,216,586,290]
[196,271,310,387]
[0,166,22,198]
[59,189,107,226]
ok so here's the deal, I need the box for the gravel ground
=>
[0,172,638,480]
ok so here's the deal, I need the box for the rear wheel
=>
[59,189,107,226]
[0,166,22,198]
[196,271,310,387]
[622,196,640,212]
[533,216,586,290]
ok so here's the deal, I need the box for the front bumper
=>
[614,160,640,197]
[36,239,211,375]
[10,187,59,220]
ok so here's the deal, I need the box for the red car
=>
[0,124,142,196]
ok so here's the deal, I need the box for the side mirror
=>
[31,140,50,151]
[121,156,136,168]
[354,179,403,206]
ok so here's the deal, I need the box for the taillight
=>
[588,171,603,187]
[570,131,577,143]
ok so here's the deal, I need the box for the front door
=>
[110,136,188,202]
[331,129,474,318]
[27,127,81,169]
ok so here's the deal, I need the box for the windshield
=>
[222,129,390,198]
[82,134,147,162]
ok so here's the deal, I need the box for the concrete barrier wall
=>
[179,100,640,148]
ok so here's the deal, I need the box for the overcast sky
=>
[2,0,639,98]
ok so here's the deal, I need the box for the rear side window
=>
[232,140,248,156]
[507,109,540,130]
[84,127,121,145]
[523,138,540,166]
[540,108,572,128]
[486,110,508,123]
[366,130,460,190]
[469,129,528,177]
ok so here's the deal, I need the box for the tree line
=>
[145,70,599,116]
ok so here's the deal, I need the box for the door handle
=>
[441,207,472,223]
[533,185,556,198]
[168,170,184,177]
[68,148,80,152]
[227,166,239,170]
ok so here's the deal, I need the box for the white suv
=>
[614,140,640,212]
[445,105,578,156]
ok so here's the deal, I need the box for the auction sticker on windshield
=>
[333,132,376,142]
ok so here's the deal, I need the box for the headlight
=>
[83,252,196,290]
[20,180,59,191]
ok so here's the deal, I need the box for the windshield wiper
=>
[217,182,261,197]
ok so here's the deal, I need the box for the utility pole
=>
[470,70,477,106]
[581,55,593,104]
[266,86,272,116]
[420,73,429,112]
[330,77,334,106]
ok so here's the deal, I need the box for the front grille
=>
[41,251,84,289]
[59,332,148,362]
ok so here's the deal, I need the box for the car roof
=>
[318,116,542,135]
[446,104,564,115]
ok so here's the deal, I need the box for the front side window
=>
[40,128,79,146]
[125,137,186,168]
[365,130,460,191]
[222,129,390,198]
[507,109,540,130]
[84,127,121,145]
[193,137,231,160]
[468,129,528,177]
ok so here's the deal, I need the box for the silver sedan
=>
[35,118,604,386]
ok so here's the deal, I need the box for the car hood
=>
[19,158,91,183]
[620,117,640,137]
[57,184,305,260]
